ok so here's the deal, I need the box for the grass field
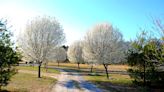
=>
[17,66,60,74]
[1,73,56,92]
[48,62,129,71]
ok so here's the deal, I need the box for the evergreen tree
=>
[0,20,21,90]
[127,31,164,87]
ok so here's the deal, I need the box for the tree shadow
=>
[0,89,9,92]
[88,80,164,92]
[57,80,81,90]
[79,80,103,92]
[64,80,76,89]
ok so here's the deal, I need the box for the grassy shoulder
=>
[84,73,164,92]
[85,73,133,86]
[84,73,135,92]
[1,73,56,92]
[16,66,60,74]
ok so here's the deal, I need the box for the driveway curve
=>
[50,68,107,92]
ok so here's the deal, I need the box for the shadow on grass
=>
[88,73,102,76]
[0,90,9,92]
[61,68,104,77]
[0,88,27,92]
[89,80,164,92]
[49,65,129,75]
[90,80,137,92]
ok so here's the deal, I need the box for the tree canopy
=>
[18,16,65,78]
[83,23,124,78]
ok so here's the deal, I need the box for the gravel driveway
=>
[50,68,107,92]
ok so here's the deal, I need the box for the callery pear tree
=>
[83,23,124,79]
[67,41,84,69]
[18,16,65,78]
[53,47,67,67]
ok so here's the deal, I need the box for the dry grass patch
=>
[101,65,129,71]
[16,66,60,74]
[1,73,56,92]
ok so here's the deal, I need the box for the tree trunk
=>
[143,61,146,86]
[90,65,93,73]
[58,61,59,67]
[32,61,34,67]
[38,62,41,78]
[78,63,80,69]
[44,62,48,72]
[0,68,1,91]
[103,64,109,79]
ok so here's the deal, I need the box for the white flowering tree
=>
[67,41,84,69]
[18,16,65,78]
[83,48,98,73]
[53,47,67,67]
[83,23,124,78]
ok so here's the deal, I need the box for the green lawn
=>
[17,66,60,74]
[1,73,56,92]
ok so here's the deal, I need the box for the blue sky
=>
[0,0,163,45]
